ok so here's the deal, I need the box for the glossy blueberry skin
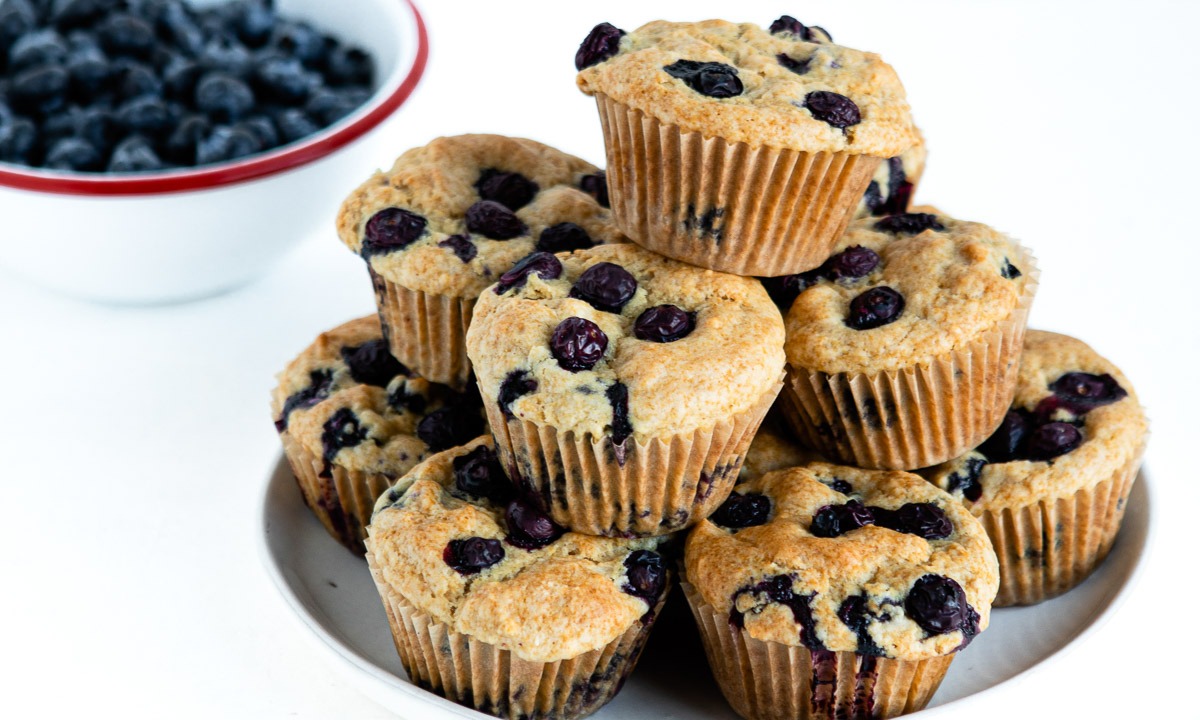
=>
[475,168,538,211]
[663,59,743,98]
[438,233,477,263]
[44,136,100,170]
[574,22,625,70]
[495,252,561,295]
[549,317,608,372]
[569,262,637,313]
[498,370,537,419]
[464,200,527,240]
[417,406,484,453]
[870,503,953,540]
[536,222,594,254]
[1023,422,1083,461]
[824,246,880,281]
[453,445,513,504]
[361,208,427,257]
[809,500,875,537]
[634,305,695,343]
[905,574,972,636]
[1048,372,1127,412]
[443,537,504,575]
[107,134,162,171]
[505,497,564,549]
[341,338,407,387]
[978,409,1033,462]
[804,91,860,128]
[194,72,253,122]
[622,550,666,601]
[710,492,771,528]
[845,286,905,330]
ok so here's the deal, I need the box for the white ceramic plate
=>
[258,455,1153,719]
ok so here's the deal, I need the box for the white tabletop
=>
[3,1,1195,717]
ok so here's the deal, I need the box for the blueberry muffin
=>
[853,127,927,219]
[575,16,916,276]
[466,243,785,537]
[271,316,485,553]
[683,462,998,720]
[336,134,623,388]
[739,408,826,483]
[924,331,1147,606]
[780,207,1037,470]
[366,437,671,720]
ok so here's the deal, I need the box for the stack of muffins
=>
[269,16,1148,720]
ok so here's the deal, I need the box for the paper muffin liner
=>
[366,544,666,720]
[369,267,475,389]
[279,430,395,555]
[782,248,1039,470]
[980,443,1146,607]
[484,378,782,537]
[594,93,881,277]
[679,576,953,720]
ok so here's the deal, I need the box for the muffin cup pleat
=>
[369,266,475,389]
[483,378,782,536]
[979,443,1145,606]
[680,577,953,720]
[783,247,1039,470]
[278,431,393,555]
[366,543,665,720]
[595,94,880,277]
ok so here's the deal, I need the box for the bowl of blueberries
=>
[0,0,427,303]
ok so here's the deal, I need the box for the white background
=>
[2,0,1196,717]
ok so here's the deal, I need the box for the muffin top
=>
[739,409,826,482]
[336,134,623,298]
[466,243,785,441]
[925,331,1147,510]
[685,463,998,660]
[853,127,927,219]
[782,207,1033,374]
[575,17,916,156]
[368,437,671,662]
[271,316,485,476]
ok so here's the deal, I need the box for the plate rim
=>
[257,453,1155,719]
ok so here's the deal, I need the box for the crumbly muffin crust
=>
[576,19,916,156]
[853,127,927,219]
[467,243,785,440]
[368,437,669,662]
[925,331,1147,510]
[785,207,1032,374]
[270,316,482,476]
[739,409,825,482]
[336,134,623,298]
[686,463,998,660]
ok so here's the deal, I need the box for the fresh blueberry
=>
[320,407,369,462]
[465,199,527,240]
[495,251,562,294]
[663,59,743,98]
[361,208,426,257]
[273,107,318,143]
[114,93,169,134]
[946,456,986,502]
[453,445,512,503]
[43,135,100,170]
[271,20,326,67]
[238,114,278,149]
[64,42,110,99]
[623,550,666,601]
[536,222,594,254]
[195,72,254,122]
[254,55,318,104]
[443,537,504,575]
[275,368,334,431]
[113,59,162,100]
[0,0,36,41]
[0,114,35,162]
[905,574,972,636]
[804,91,860,128]
[438,233,477,263]
[845,286,905,330]
[505,496,564,549]
[107,134,162,171]
[163,113,210,164]
[199,33,252,78]
[1049,372,1127,412]
[325,45,372,86]
[97,12,155,58]
[303,87,361,126]
[634,305,695,343]
[978,409,1032,462]
[574,22,624,70]
[159,2,205,56]
[870,503,953,540]
[417,405,483,453]
[810,500,875,537]
[710,492,771,528]
[569,262,637,313]
[874,212,944,234]
[9,28,68,71]
[341,338,406,387]
[10,63,68,114]
[234,0,276,48]
[550,317,608,372]
[579,170,609,207]
[1024,422,1083,461]
[475,168,538,211]
[497,369,537,419]
[606,381,632,445]
[196,124,260,164]
[161,55,201,100]
[776,53,810,75]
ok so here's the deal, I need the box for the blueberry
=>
[579,170,609,207]
[475,168,538,211]
[417,405,483,453]
[946,456,986,502]
[340,338,406,387]
[606,381,632,444]
[234,0,276,48]
[0,0,36,41]
[361,208,426,258]
[107,134,162,172]
[254,55,318,104]
[873,212,945,234]
[196,124,260,164]
[536,222,593,254]
[710,492,771,528]
[838,595,885,656]
[776,53,810,75]
[161,55,201,100]
[443,537,504,575]
[271,20,325,67]
[1049,372,1127,412]
[453,445,512,503]
[505,496,563,549]
[810,500,875,537]
[114,94,169,134]
[663,60,743,98]
[634,304,695,343]
[159,2,204,56]
[274,368,334,431]
[824,245,879,281]
[113,59,161,100]
[465,199,527,240]
[97,12,155,58]
[64,43,110,99]
[238,114,278,149]
[550,316,608,372]
[273,107,318,143]
[0,115,35,162]
[43,135,99,170]
[498,369,537,419]
[1001,259,1022,280]
[39,104,81,145]
[325,44,372,86]
[1024,422,1083,461]
[730,575,823,649]
[845,287,904,330]
[769,15,819,41]
[199,34,252,78]
[574,22,624,70]
[863,181,884,214]
[10,63,68,114]
[163,113,209,164]
[804,91,860,129]
[825,478,853,494]
[870,503,953,540]
[495,251,561,294]
[622,550,666,601]
[761,270,822,310]
[978,409,1032,462]
[320,407,369,462]
[882,180,914,216]
[569,262,637,313]
[438,233,476,263]
[303,87,360,126]
[195,72,254,122]
[905,574,971,636]
[9,28,68,71]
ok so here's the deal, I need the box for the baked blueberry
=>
[871,503,953,540]
[361,208,426,257]
[1023,422,1082,461]
[574,22,625,70]
[622,550,666,601]
[634,304,695,343]
[838,595,885,656]
[453,445,512,503]
[495,251,562,294]
[579,170,609,207]
[569,262,637,313]
[465,199,527,240]
[1001,259,1022,280]
[443,537,504,574]
[320,407,369,462]
[663,59,743,98]
[710,492,771,528]
[417,405,483,453]
[904,574,971,636]
[505,496,564,549]
[804,91,860,129]
[768,15,829,42]
[824,246,879,281]
[874,212,944,235]
[475,168,538,211]
[761,270,822,309]
[497,369,537,419]
[438,233,477,263]
[1049,372,1127,412]
[275,368,334,431]
[946,456,986,502]
[845,287,904,330]
[536,222,594,254]
[341,338,406,387]
[550,317,608,372]
[606,381,632,444]
[776,53,811,75]
[809,500,875,537]
[978,410,1032,462]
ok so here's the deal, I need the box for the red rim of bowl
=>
[0,0,429,197]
